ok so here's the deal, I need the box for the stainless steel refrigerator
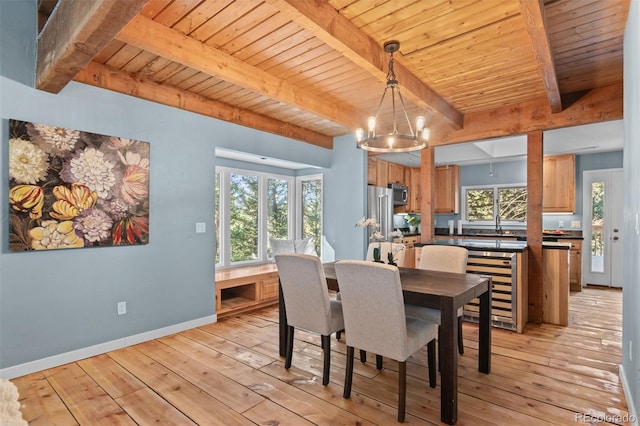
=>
[367,185,394,242]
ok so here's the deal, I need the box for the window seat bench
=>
[215,264,280,318]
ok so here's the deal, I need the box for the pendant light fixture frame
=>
[355,41,429,153]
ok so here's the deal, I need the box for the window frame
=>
[216,167,323,268]
[461,182,528,225]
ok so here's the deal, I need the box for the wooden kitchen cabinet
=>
[543,154,575,213]
[409,167,421,213]
[367,156,377,185]
[567,239,582,291]
[375,158,388,187]
[434,165,460,214]
[367,156,389,187]
[388,162,405,185]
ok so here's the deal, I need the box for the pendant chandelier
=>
[356,41,430,153]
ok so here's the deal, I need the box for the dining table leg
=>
[439,298,457,425]
[478,278,492,373]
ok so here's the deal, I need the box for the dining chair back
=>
[366,242,406,266]
[335,260,437,422]
[418,245,468,272]
[275,253,345,385]
[406,245,469,356]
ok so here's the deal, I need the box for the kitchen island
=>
[417,239,571,331]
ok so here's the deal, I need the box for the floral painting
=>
[8,119,150,251]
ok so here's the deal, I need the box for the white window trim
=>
[296,173,324,244]
[461,182,527,225]
[217,166,295,268]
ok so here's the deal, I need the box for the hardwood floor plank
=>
[115,388,197,425]
[138,339,265,412]
[11,372,78,425]
[9,287,628,425]
[77,354,145,399]
[45,363,135,425]
[108,346,254,426]
[241,399,315,425]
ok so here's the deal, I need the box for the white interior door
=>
[582,169,623,288]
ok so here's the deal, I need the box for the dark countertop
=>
[434,227,583,240]
[418,238,571,252]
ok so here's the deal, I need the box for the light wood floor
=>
[12,287,628,425]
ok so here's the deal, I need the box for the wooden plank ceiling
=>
[36,0,629,150]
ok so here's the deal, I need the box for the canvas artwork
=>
[8,119,150,251]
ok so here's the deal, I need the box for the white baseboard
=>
[620,364,638,425]
[0,314,217,380]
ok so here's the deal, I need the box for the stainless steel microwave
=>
[389,183,408,206]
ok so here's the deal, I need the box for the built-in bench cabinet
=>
[215,264,280,318]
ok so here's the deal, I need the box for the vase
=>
[409,225,417,233]
[373,246,381,262]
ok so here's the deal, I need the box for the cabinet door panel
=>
[543,154,575,213]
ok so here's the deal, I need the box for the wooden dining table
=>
[278,262,492,425]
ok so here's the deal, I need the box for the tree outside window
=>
[301,178,322,256]
[464,185,527,223]
[229,173,258,262]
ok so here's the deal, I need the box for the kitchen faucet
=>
[495,203,503,235]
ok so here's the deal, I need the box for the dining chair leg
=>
[285,325,295,369]
[344,346,355,398]
[376,354,383,370]
[398,361,406,423]
[427,339,436,388]
[360,349,367,363]
[322,334,331,386]
[458,318,465,355]
[336,330,342,340]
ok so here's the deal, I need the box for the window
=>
[216,167,322,267]
[463,184,527,224]
[298,176,323,257]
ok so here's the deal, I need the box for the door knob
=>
[613,236,619,241]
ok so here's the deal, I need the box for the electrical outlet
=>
[117,301,127,316]
[571,221,581,229]
[195,222,206,233]
[558,220,564,228]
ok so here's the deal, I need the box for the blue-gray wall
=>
[0,0,366,375]
[623,0,639,416]
[436,151,623,231]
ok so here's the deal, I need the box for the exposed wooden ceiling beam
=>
[74,62,333,149]
[36,0,149,93]
[519,0,562,113]
[267,0,464,130]
[115,15,362,131]
[433,83,622,145]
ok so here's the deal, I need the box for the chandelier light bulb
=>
[422,128,430,140]
[356,128,364,142]
[415,116,425,132]
[367,116,376,133]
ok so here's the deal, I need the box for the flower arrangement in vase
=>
[356,217,403,263]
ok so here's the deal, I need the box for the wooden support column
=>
[527,130,544,323]
[419,147,435,242]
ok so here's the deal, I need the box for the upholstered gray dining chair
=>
[335,260,437,422]
[275,253,345,386]
[405,245,469,355]
[337,241,406,368]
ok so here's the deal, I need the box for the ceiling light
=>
[356,41,429,153]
